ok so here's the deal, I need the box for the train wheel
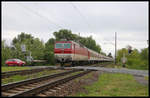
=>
[71,62,75,67]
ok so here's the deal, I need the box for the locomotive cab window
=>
[64,43,71,49]
[55,43,71,49]
[55,43,63,48]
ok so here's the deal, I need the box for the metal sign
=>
[26,51,33,62]
[27,56,31,62]
[26,56,33,62]
[21,44,26,52]
[122,57,127,64]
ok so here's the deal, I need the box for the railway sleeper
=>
[21,86,33,89]
[5,90,20,94]
[53,87,62,94]
[37,93,47,97]
[43,91,53,96]
[59,85,70,96]
[14,88,26,91]
[49,90,57,96]
[27,84,38,87]
[2,92,13,97]
[27,83,39,87]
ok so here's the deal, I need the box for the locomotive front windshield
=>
[55,43,63,48]
[55,43,71,49]
[64,43,71,48]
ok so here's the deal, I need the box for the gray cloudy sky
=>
[2,2,148,56]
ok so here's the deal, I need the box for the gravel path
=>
[68,66,149,77]
[134,76,148,85]
[39,66,148,77]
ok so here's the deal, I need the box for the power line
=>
[70,2,93,33]
[32,3,68,28]
[18,3,63,29]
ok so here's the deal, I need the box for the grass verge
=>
[76,73,148,96]
[2,70,64,84]
[145,76,148,80]
[2,66,31,72]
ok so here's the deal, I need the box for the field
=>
[76,73,148,96]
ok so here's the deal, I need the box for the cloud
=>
[2,2,148,55]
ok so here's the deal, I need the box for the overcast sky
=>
[2,1,148,56]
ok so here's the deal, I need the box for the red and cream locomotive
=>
[54,40,113,66]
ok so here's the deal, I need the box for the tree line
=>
[2,29,148,70]
[2,29,106,66]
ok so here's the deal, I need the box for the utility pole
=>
[115,32,117,65]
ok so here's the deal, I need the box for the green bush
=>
[117,48,148,70]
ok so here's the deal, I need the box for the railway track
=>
[2,67,60,79]
[36,70,92,96]
[2,69,86,97]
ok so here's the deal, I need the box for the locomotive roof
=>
[55,41,72,43]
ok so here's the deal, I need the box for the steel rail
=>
[10,70,92,96]
[2,69,82,93]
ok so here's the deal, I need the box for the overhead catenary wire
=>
[70,2,93,33]
[18,3,63,29]
[32,3,68,29]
